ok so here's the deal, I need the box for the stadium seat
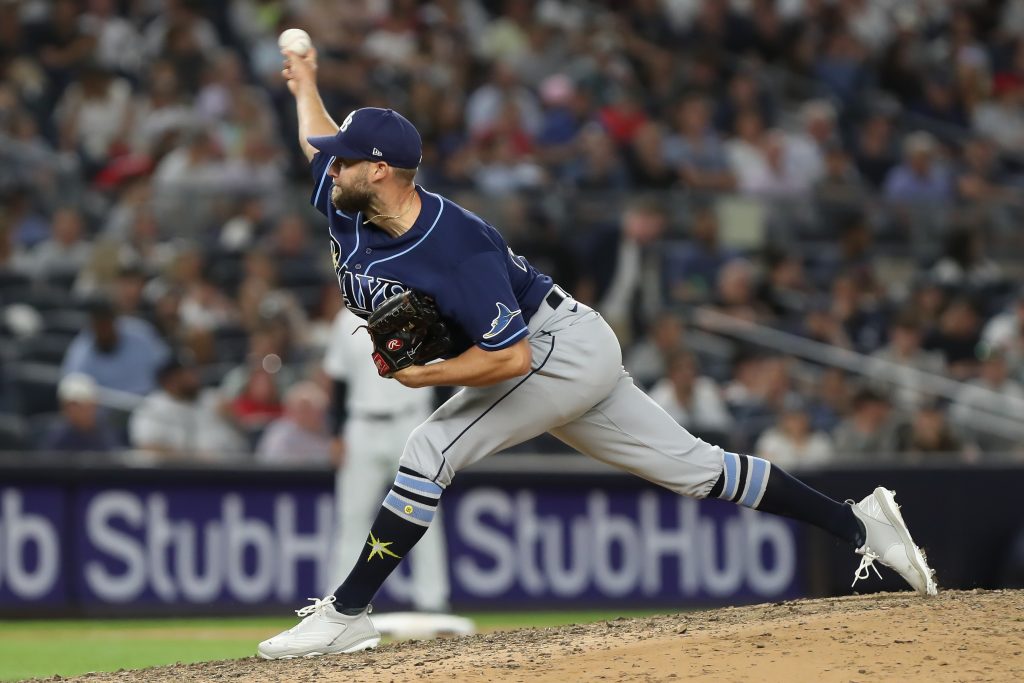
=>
[0,413,29,451]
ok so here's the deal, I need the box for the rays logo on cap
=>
[482,302,521,339]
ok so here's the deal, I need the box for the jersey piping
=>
[340,212,362,268]
[364,191,444,275]
[313,156,335,209]
[479,326,528,349]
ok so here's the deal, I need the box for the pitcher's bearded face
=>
[331,173,374,214]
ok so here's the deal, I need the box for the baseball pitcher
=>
[258,43,937,660]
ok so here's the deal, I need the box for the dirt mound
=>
[65,590,1023,683]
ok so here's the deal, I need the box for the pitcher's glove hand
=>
[363,290,452,377]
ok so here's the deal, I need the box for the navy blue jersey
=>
[310,153,553,354]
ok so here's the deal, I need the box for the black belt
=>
[545,285,568,310]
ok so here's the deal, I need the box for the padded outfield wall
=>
[0,458,1021,616]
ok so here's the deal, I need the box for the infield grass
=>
[0,609,670,681]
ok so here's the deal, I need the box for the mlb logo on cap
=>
[308,108,423,169]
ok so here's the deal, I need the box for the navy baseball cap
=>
[307,107,422,169]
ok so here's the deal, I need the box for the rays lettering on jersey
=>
[338,268,406,316]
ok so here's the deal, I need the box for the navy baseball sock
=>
[709,452,864,547]
[333,467,443,613]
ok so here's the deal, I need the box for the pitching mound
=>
[67,590,1022,682]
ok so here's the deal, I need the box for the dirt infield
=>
[65,590,1022,683]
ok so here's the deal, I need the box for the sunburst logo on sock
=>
[365,532,401,561]
[404,504,414,514]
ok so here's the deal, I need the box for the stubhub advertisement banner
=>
[0,482,802,614]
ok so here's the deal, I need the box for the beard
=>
[331,183,374,214]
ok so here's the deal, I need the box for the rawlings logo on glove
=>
[361,290,452,377]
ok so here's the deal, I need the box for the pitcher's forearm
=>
[295,85,337,161]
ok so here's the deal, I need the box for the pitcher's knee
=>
[399,423,452,487]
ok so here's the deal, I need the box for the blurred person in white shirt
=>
[255,381,334,466]
[649,350,732,434]
[755,396,835,469]
[129,355,246,462]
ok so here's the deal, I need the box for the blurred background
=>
[2,0,1024,621]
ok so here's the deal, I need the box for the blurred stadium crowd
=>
[2,0,1024,467]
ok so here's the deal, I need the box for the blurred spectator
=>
[130,59,197,155]
[664,94,736,192]
[955,137,1016,204]
[910,72,969,137]
[80,0,144,76]
[923,297,983,380]
[726,108,769,193]
[37,0,98,96]
[832,388,902,460]
[54,63,133,171]
[229,362,285,434]
[141,0,220,69]
[807,210,876,290]
[179,266,237,334]
[757,251,812,324]
[25,208,91,282]
[899,401,966,459]
[61,298,170,397]
[626,121,677,189]
[754,396,834,469]
[266,213,319,270]
[972,73,1024,152]
[648,351,732,435]
[883,131,953,204]
[129,356,245,461]
[929,227,1004,293]
[255,381,334,466]
[714,68,775,135]
[723,353,794,450]
[815,142,866,212]
[562,124,627,190]
[221,325,301,408]
[786,99,838,189]
[800,298,852,349]
[466,61,542,139]
[624,311,685,389]
[869,310,946,410]
[813,30,869,107]
[235,249,309,341]
[830,272,886,353]
[951,346,1024,454]
[853,111,898,189]
[38,373,121,453]
[707,258,769,325]
[579,197,667,341]
[981,287,1024,376]
[806,367,851,434]
[665,205,737,305]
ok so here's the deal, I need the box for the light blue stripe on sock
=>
[384,492,435,524]
[722,451,739,500]
[395,473,443,496]
[740,456,769,508]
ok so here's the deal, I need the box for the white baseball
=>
[278,28,312,56]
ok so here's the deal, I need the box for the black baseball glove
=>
[362,290,452,377]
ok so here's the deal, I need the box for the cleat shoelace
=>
[851,550,884,588]
[295,595,337,617]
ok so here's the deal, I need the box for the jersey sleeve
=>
[309,152,335,216]
[453,252,529,350]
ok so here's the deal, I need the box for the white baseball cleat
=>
[849,487,938,596]
[257,595,380,660]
